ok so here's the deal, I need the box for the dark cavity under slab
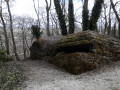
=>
[56,44,93,54]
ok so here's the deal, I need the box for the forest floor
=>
[19,58,120,90]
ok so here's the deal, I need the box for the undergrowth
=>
[0,61,25,90]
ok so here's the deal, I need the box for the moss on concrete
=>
[50,30,120,74]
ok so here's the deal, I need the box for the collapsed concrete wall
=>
[30,31,120,74]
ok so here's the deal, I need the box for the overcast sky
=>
[2,0,119,19]
[10,0,95,18]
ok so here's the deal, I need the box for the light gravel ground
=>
[19,59,120,90]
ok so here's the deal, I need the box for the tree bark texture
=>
[68,0,75,34]
[0,12,10,55]
[54,0,67,35]
[110,0,120,39]
[82,0,89,30]
[6,1,20,60]
[89,0,104,31]
[45,0,51,36]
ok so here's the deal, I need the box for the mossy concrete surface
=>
[30,31,120,74]
[30,38,57,60]
[49,52,113,75]
[51,30,120,74]
[56,30,120,56]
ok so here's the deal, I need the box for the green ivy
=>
[31,25,42,39]
[0,49,8,62]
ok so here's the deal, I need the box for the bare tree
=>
[16,17,26,59]
[82,0,89,30]
[5,0,20,60]
[0,0,9,55]
[54,0,67,35]
[0,34,3,49]
[68,0,74,34]
[108,4,111,36]
[50,12,60,35]
[33,0,41,29]
[112,22,117,37]
[110,0,120,39]
[103,3,108,34]
[82,0,104,31]
[45,0,51,36]
[89,0,104,31]
[61,0,66,15]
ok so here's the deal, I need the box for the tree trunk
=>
[54,0,67,35]
[33,0,41,37]
[104,21,107,34]
[0,12,9,55]
[0,35,3,49]
[103,4,108,34]
[61,0,66,15]
[119,22,120,39]
[89,0,104,31]
[110,0,120,22]
[25,37,30,54]
[68,0,75,34]
[55,21,59,35]
[37,0,40,29]
[22,27,26,59]
[110,0,120,39]
[6,1,20,60]
[82,0,89,30]
[50,12,59,35]
[46,10,51,36]
[113,22,116,38]
[108,5,111,36]
[45,0,51,36]
[108,18,111,36]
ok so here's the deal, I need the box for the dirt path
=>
[19,59,120,90]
